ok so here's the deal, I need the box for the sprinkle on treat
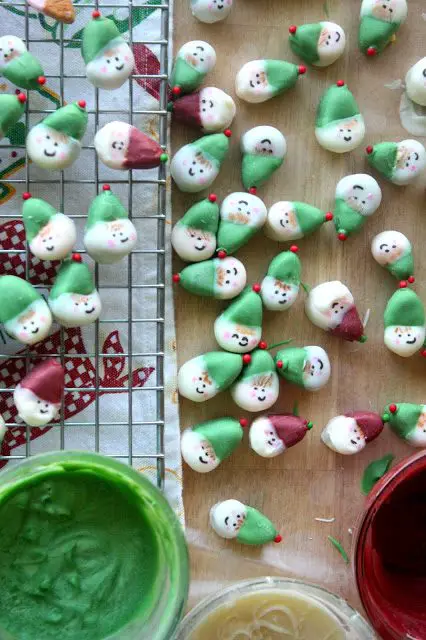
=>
[27,0,75,24]
[81,11,134,90]
[405,57,426,107]
[0,92,26,142]
[48,254,102,328]
[359,0,408,57]
[170,40,216,95]
[235,59,305,104]
[95,121,167,171]
[371,231,414,282]
[174,255,246,300]
[22,193,76,262]
[0,275,52,346]
[177,351,244,402]
[181,417,243,473]
[249,413,313,458]
[366,139,426,185]
[333,174,382,240]
[384,402,426,447]
[26,101,88,170]
[214,286,263,354]
[289,21,346,67]
[260,248,301,312]
[321,411,385,455]
[275,345,331,391]
[240,126,287,191]
[230,349,279,412]
[168,87,236,134]
[315,82,365,153]
[172,195,219,262]
[0,35,45,89]
[265,201,332,242]
[190,0,233,24]
[170,131,231,193]
[305,281,366,343]
[14,360,65,427]
[210,499,282,545]
[383,287,425,358]
[216,192,267,255]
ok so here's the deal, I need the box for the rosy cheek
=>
[250,390,257,398]
[395,338,401,345]
[253,207,260,214]
[18,331,28,339]
[124,56,130,62]
[206,114,214,122]
[249,337,257,346]
[40,316,47,323]
[191,376,197,383]
[107,239,116,248]
[198,177,207,185]
[130,233,136,241]
[36,136,42,144]
[182,160,188,167]
[59,152,66,161]
[100,66,108,74]
[223,332,231,339]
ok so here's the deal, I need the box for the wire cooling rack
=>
[0,0,170,490]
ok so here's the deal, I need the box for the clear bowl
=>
[173,577,376,639]
[0,451,189,640]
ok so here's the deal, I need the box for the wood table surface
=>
[171,0,426,615]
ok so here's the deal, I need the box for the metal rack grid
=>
[0,0,170,490]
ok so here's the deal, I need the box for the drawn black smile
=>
[189,168,195,176]
[278,299,287,305]
[115,63,124,71]
[350,439,357,446]
[238,336,249,346]
[406,337,417,344]
[39,408,49,414]
[31,328,39,334]
[198,456,208,464]
[249,80,255,88]
[344,136,352,142]
[120,237,129,243]
[44,149,56,157]
[46,245,55,251]
[85,307,96,315]
[257,395,266,402]
[195,387,204,394]
[195,244,206,251]
[279,219,288,228]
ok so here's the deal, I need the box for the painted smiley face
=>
[191,0,233,23]
[214,257,247,299]
[171,224,216,262]
[27,124,80,170]
[171,145,218,192]
[384,325,426,357]
[371,231,411,266]
[210,499,247,539]
[49,291,102,328]
[327,298,353,327]
[177,358,218,402]
[265,202,302,241]
[249,417,285,458]
[179,41,216,74]
[14,386,59,427]
[316,115,366,153]
[316,22,346,66]
[393,141,426,184]
[86,40,134,90]
[214,317,261,353]
[231,373,279,412]
[84,218,137,264]
[408,411,426,447]
[198,87,236,132]
[94,121,131,170]
[4,299,52,346]
[336,174,382,216]
[236,61,274,104]
[260,276,299,311]
[302,347,331,390]
[180,430,220,472]
[30,214,77,261]
[322,416,366,455]
[221,193,267,229]
[0,36,26,70]
[241,125,287,159]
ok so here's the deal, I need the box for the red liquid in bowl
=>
[355,451,426,639]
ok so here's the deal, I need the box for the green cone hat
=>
[266,250,301,285]
[193,418,243,461]
[0,93,26,138]
[366,142,398,181]
[85,188,128,230]
[295,202,329,235]
[193,132,230,166]
[219,287,263,329]
[49,257,96,300]
[43,102,88,141]
[0,276,41,324]
[275,347,307,387]
[289,23,322,65]
[82,15,121,64]
[238,349,274,382]
[316,84,360,129]
[385,403,422,440]
[22,196,57,243]
[238,506,279,545]
[384,288,425,328]
[177,196,219,235]
[204,351,243,389]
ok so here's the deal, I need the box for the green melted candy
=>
[0,464,160,640]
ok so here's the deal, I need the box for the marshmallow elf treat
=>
[14,360,64,427]
[333,173,382,241]
[265,201,333,242]
[48,253,102,328]
[235,59,306,105]
[170,40,216,96]
[171,194,219,262]
[383,287,425,358]
[288,21,346,67]
[371,231,414,282]
[305,280,367,343]
[0,275,52,345]
[359,0,408,57]
[210,499,282,545]
[94,121,167,171]
[231,348,279,412]
[216,192,267,255]
[0,92,26,141]
[170,131,231,193]
[321,411,385,455]
[260,247,301,311]
[214,286,263,353]
[366,140,426,185]
[177,351,244,402]
[405,57,426,107]
[384,403,426,448]
[27,0,75,24]
[0,36,45,89]
[250,413,313,459]
[84,185,137,264]
[240,126,286,191]
[315,81,365,153]
[275,345,331,391]
[181,417,243,473]
[174,255,246,300]
[22,193,76,262]
[26,101,88,170]
[168,87,236,134]
[191,0,233,24]
[81,11,135,90]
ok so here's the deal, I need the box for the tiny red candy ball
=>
[72,252,82,263]
[103,184,111,191]
[289,25,297,34]
[274,535,283,544]
[11,151,17,158]
[172,273,180,283]
[389,404,397,414]
[336,80,345,87]
[290,245,299,253]
[239,418,248,428]
[22,192,32,200]
[252,283,261,293]
[399,280,407,288]
[92,9,101,18]
[78,100,86,109]
[172,86,181,96]
[258,341,267,350]
[408,275,415,284]
[366,145,374,155]
[217,250,227,259]
[325,212,333,221]
[17,93,26,104]
[298,65,307,75]
[367,47,377,57]
[243,354,251,364]
[276,360,283,369]
[248,186,257,195]
[224,129,232,138]
[338,232,347,241]
[208,193,217,203]
[38,76,46,85]
[421,349,426,358]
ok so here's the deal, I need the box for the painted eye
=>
[200,58,204,62]
[202,99,206,103]
[226,269,231,274]
[392,244,396,248]
[23,326,27,330]
[225,280,230,284]
[46,135,50,139]
[198,377,202,380]
[254,387,258,391]
[107,59,111,64]
[398,334,402,338]
[192,161,196,165]
[406,162,409,167]
[275,290,279,294]
[75,302,79,306]
[256,74,259,78]
[37,400,41,404]
[54,142,58,147]
[115,57,119,61]
[200,169,204,173]
[340,129,344,132]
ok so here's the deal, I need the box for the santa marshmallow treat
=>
[240,126,287,191]
[26,101,88,170]
[171,194,219,263]
[275,345,331,391]
[216,192,267,255]
[230,348,279,412]
[305,280,367,343]
[315,81,365,153]
[371,231,414,282]
[249,414,313,459]
[210,499,282,545]
[265,201,333,242]
[366,140,426,185]
[27,0,75,24]
[0,35,45,89]
[14,360,65,427]
[181,417,244,473]
[177,351,244,402]
[359,0,408,57]
[95,121,168,171]
[84,185,137,264]
[383,287,425,358]
[82,11,134,90]
[214,286,263,354]
[170,40,216,95]
[168,87,236,134]
[235,59,306,104]
[0,92,26,141]
[405,57,426,107]
[321,411,385,455]
[384,403,426,448]
[190,0,233,24]
[260,247,301,312]
[48,254,102,328]
[22,193,76,262]
[0,276,52,346]
[289,21,346,67]
[174,255,247,300]
[333,174,382,241]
